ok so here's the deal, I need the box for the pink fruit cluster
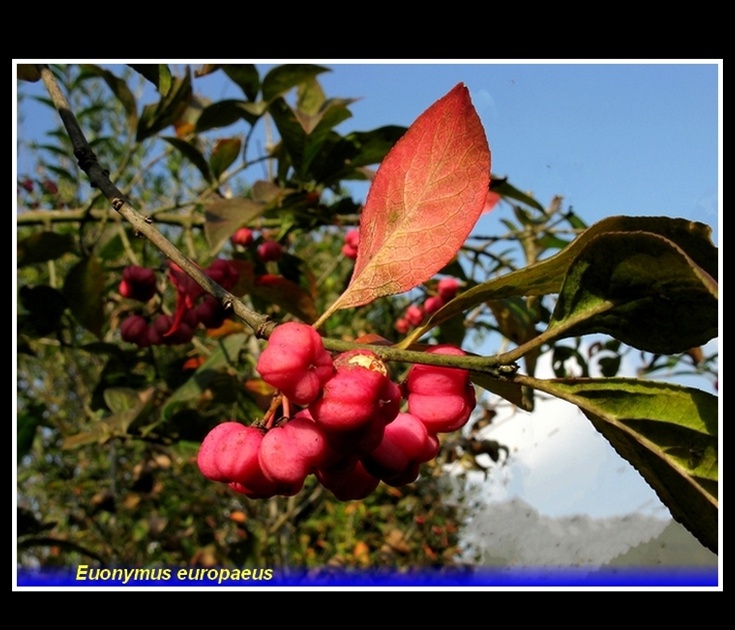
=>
[395,277,460,334]
[118,259,240,347]
[197,322,476,501]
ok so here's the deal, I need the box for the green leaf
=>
[469,372,533,411]
[517,375,718,553]
[161,334,248,422]
[17,232,76,267]
[338,126,407,168]
[18,407,44,458]
[103,387,141,414]
[402,216,717,346]
[250,274,318,324]
[269,97,354,177]
[221,64,260,101]
[136,69,192,141]
[547,231,718,354]
[209,138,241,180]
[79,64,138,130]
[297,75,327,115]
[203,198,267,255]
[490,177,546,213]
[62,388,156,449]
[62,256,106,337]
[129,64,172,96]
[261,64,331,102]
[162,136,213,183]
[195,99,266,132]
[306,126,406,187]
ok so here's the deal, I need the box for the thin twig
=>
[37,64,273,338]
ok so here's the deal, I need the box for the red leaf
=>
[318,83,490,323]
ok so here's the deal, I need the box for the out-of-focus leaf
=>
[250,274,318,324]
[172,94,210,138]
[63,256,105,337]
[17,232,76,267]
[79,64,138,130]
[403,216,717,346]
[17,65,41,82]
[18,408,44,458]
[490,177,545,213]
[269,97,353,177]
[209,138,241,180]
[161,333,248,422]
[195,99,266,132]
[103,387,141,414]
[162,136,212,183]
[342,126,407,168]
[566,211,588,230]
[517,375,718,553]
[18,285,68,337]
[306,126,406,187]
[252,180,290,204]
[62,387,156,449]
[136,69,192,141]
[221,64,260,101]
[297,75,326,115]
[547,231,718,354]
[319,84,490,324]
[261,64,330,101]
[203,198,266,255]
[129,64,172,96]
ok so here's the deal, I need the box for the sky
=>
[14,60,722,560]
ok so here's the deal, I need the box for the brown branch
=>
[37,64,273,338]
[17,207,206,226]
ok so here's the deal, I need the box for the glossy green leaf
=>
[547,231,718,354]
[516,375,718,553]
[203,198,266,255]
[63,256,105,337]
[402,216,717,347]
